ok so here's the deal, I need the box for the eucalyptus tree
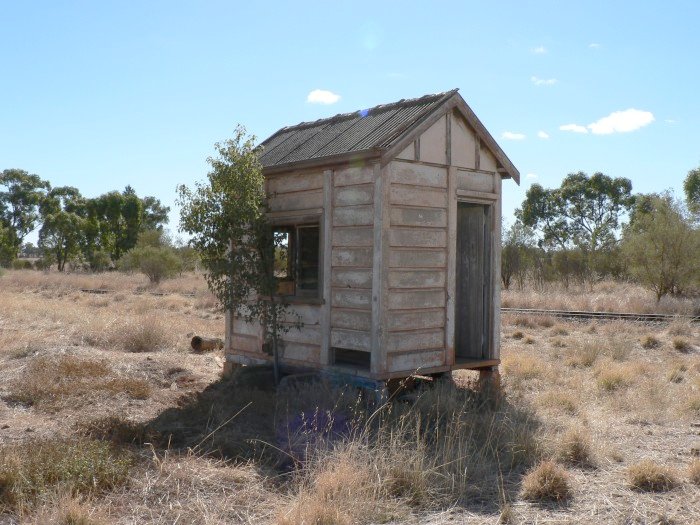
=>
[38,186,86,271]
[0,169,51,256]
[516,171,634,276]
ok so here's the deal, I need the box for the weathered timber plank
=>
[320,169,333,366]
[389,228,447,248]
[331,247,373,267]
[333,165,374,186]
[332,227,373,247]
[333,205,374,226]
[451,114,477,169]
[331,268,373,288]
[372,163,390,375]
[230,335,261,353]
[267,171,323,194]
[331,289,372,309]
[389,249,446,268]
[417,115,447,165]
[331,308,372,331]
[233,318,261,337]
[280,304,321,324]
[389,206,447,228]
[456,170,494,193]
[388,329,445,353]
[282,342,320,363]
[396,142,414,160]
[331,328,371,351]
[388,270,446,288]
[334,184,374,206]
[388,349,445,373]
[279,324,321,345]
[268,189,323,212]
[480,147,498,172]
[388,309,445,331]
[389,162,447,188]
[388,289,445,310]
[390,184,447,208]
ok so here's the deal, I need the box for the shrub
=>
[627,460,677,492]
[521,461,571,502]
[118,245,182,284]
[11,258,33,270]
[0,439,132,509]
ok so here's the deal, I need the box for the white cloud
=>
[532,46,547,54]
[526,173,538,180]
[502,131,526,140]
[307,89,341,105]
[589,43,601,49]
[531,76,558,86]
[560,123,589,134]
[537,131,550,139]
[587,109,654,134]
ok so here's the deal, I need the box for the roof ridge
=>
[274,89,459,134]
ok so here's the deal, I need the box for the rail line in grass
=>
[501,307,699,324]
[77,289,698,323]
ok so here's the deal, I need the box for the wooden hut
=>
[224,89,520,383]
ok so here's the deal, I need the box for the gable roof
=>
[259,89,519,183]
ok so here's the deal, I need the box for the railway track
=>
[501,307,699,323]
[77,289,698,323]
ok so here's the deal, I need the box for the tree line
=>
[503,168,700,301]
[0,168,194,281]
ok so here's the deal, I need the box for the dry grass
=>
[627,460,678,492]
[6,355,151,410]
[501,353,542,381]
[689,460,700,485]
[23,493,107,525]
[595,361,634,392]
[565,342,601,368]
[537,390,579,415]
[0,439,132,511]
[0,271,699,523]
[502,280,697,315]
[520,461,572,502]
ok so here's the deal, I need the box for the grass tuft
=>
[672,337,691,352]
[640,335,660,349]
[556,428,595,467]
[520,460,572,502]
[627,460,677,492]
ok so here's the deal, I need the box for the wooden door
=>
[455,202,492,360]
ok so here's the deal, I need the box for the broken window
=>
[272,223,320,297]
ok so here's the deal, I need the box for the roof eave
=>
[262,148,382,176]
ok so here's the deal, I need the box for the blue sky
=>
[2,1,699,240]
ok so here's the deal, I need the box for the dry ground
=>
[0,270,699,524]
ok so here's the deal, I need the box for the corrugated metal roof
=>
[259,90,457,168]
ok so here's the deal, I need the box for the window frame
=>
[269,214,322,301]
